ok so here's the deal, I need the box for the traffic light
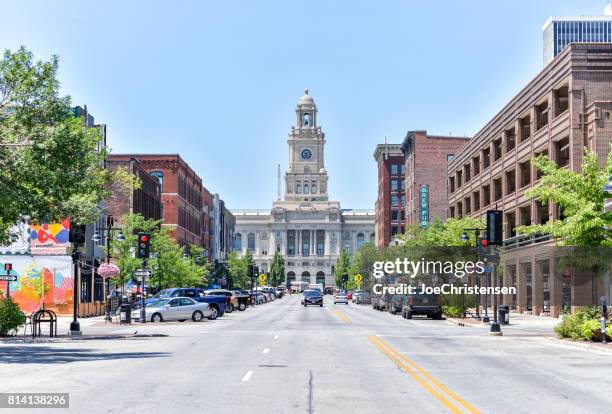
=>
[69,223,86,244]
[137,232,151,258]
[486,210,503,245]
[4,263,12,274]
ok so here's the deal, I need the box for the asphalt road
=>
[1,294,612,414]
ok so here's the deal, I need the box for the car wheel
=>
[208,306,219,320]
[239,302,246,311]
[320,304,323,307]
[406,311,413,319]
[178,319,186,322]
[151,313,163,323]
[192,311,203,322]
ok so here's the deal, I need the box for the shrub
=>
[555,306,609,341]
[555,314,583,340]
[0,297,26,336]
[442,305,462,318]
[580,319,601,341]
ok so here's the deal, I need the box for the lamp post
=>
[461,228,487,320]
[92,216,125,295]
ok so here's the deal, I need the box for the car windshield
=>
[304,290,321,297]
[147,299,169,308]
[153,289,175,299]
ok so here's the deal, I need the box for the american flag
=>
[54,276,74,304]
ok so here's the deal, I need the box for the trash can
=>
[120,303,132,324]
[499,305,510,325]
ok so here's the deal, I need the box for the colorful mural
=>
[30,220,70,255]
[0,257,73,314]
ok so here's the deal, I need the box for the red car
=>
[346,292,353,300]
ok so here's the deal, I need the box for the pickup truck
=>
[146,288,228,319]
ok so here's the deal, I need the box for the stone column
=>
[516,259,527,313]
[549,256,561,318]
[532,257,544,316]
[270,230,276,254]
[324,230,330,255]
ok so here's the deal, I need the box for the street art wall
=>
[30,219,71,255]
[0,255,73,314]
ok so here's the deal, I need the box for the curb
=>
[545,337,612,354]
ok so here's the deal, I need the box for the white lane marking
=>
[274,335,279,340]
[242,370,253,382]
[262,348,270,354]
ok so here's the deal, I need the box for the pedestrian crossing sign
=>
[355,273,362,286]
[259,273,266,286]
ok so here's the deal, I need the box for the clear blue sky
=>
[1,0,607,209]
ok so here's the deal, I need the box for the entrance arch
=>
[301,271,310,283]
[316,271,325,286]
[286,271,296,288]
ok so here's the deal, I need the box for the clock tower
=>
[285,89,329,202]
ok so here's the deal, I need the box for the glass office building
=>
[543,6,612,65]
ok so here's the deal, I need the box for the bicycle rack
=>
[32,309,58,338]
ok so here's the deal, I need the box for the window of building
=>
[391,210,398,221]
[472,155,480,176]
[400,165,406,175]
[400,210,405,220]
[457,171,463,188]
[391,195,399,206]
[464,164,471,182]
[493,138,502,161]
[449,177,455,193]
[473,191,480,211]
[311,183,317,193]
[304,183,309,194]
[400,195,405,206]
[483,184,491,207]
[400,180,405,191]
[536,200,549,225]
[555,137,570,167]
[247,233,255,252]
[536,100,549,130]
[554,85,569,116]
[356,233,365,250]
[150,171,164,192]
[391,226,398,236]
[505,169,516,195]
[535,150,548,180]
[505,211,516,238]
[494,178,502,201]
[447,154,454,162]
[391,179,398,191]
[457,202,463,218]
[506,127,516,152]
[390,164,399,175]
[316,230,325,256]
[301,229,310,256]
[464,197,471,215]
[483,147,491,169]
[287,230,296,256]
[296,183,302,194]
[520,205,531,226]
[519,114,531,142]
[233,233,242,251]
[449,206,455,218]
[519,160,531,188]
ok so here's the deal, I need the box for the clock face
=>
[301,149,312,160]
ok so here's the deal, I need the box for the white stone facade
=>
[233,90,374,287]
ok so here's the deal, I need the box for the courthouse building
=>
[233,90,374,287]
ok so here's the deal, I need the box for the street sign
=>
[0,274,17,282]
[484,267,493,273]
[259,273,266,286]
[133,270,151,279]
[355,273,363,286]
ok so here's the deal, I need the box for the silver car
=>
[132,297,212,322]
[334,294,349,305]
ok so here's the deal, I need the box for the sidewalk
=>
[446,311,612,353]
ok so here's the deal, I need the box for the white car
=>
[334,294,349,305]
[132,297,212,322]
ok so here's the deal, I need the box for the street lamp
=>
[92,216,126,298]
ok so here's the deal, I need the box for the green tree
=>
[269,250,285,287]
[334,248,351,287]
[0,47,110,244]
[517,148,612,246]
[227,250,248,289]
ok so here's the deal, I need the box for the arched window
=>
[357,233,365,250]
[150,171,164,192]
[234,233,242,251]
[247,233,255,252]
[301,271,310,282]
[296,184,302,194]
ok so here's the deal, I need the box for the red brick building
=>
[401,131,470,226]
[373,144,405,248]
[106,155,162,223]
[111,154,205,247]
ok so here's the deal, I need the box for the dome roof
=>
[298,89,315,106]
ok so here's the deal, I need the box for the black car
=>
[402,293,442,319]
[323,287,334,295]
[303,289,323,307]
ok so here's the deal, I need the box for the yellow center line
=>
[330,307,352,324]
[368,335,480,414]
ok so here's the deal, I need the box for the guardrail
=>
[502,233,552,250]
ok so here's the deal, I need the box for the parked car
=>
[232,289,252,310]
[250,291,266,305]
[346,292,353,300]
[333,293,349,305]
[401,293,443,319]
[388,294,405,314]
[323,286,334,295]
[373,294,391,312]
[303,289,323,307]
[132,297,212,322]
[351,290,366,303]
[146,288,227,319]
[204,289,239,312]
[355,291,371,305]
